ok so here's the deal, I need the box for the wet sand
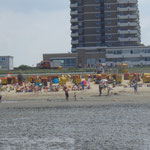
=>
[1,82,150,108]
[0,100,150,149]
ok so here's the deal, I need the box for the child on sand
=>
[107,86,111,96]
[74,92,77,101]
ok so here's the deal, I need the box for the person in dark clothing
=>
[74,92,77,101]
[99,83,103,96]
[133,81,138,94]
[65,88,69,100]
[0,94,2,102]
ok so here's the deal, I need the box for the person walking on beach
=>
[99,83,103,96]
[133,81,138,94]
[0,94,2,102]
[65,88,69,101]
[0,79,2,102]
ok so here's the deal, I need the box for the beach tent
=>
[59,77,67,85]
[118,63,128,73]
[85,74,91,81]
[73,75,82,85]
[52,78,59,84]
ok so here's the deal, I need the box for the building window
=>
[79,44,83,47]
[120,42,124,46]
[108,35,112,39]
[120,27,124,31]
[145,57,150,61]
[96,36,100,40]
[107,42,112,46]
[78,29,83,33]
[120,4,124,8]
[107,20,111,24]
[78,22,83,26]
[51,58,76,67]
[96,21,100,25]
[78,7,82,11]
[96,28,100,32]
[119,12,124,16]
[107,4,111,9]
[96,13,100,17]
[101,36,105,39]
[79,36,83,41]
[87,58,96,66]
[120,34,124,38]
[107,12,111,17]
[2,57,5,61]
[78,0,82,3]
[107,27,111,31]
[95,6,100,10]
[120,19,125,23]
[78,14,82,19]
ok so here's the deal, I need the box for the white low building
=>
[106,46,150,67]
[0,56,14,70]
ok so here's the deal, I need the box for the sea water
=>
[0,102,150,150]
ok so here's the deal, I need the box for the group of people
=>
[63,86,77,101]
[99,82,112,96]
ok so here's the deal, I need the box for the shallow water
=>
[0,103,150,150]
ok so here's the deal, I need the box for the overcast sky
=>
[0,0,149,67]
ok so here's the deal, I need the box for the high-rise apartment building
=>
[70,0,141,52]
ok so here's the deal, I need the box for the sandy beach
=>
[1,81,150,109]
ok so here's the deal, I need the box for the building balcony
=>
[71,10,78,15]
[106,53,144,59]
[71,18,78,23]
[118,22,138,27]
[71,25,78,30]
[130,22,138,26]
[118,37,139,42]
[70,3,78,8]
[117,0,137,4]
[118,30,139,34]
[71,40,79,44]
[118,14,137,19]
[117,7,137,11]
[71,33,79,37]
[129,15,138,19]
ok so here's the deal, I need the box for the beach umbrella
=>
[81,80,87,85]
[102,63,106,66]
[100,79,108,83]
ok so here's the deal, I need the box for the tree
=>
[17,65,32,70]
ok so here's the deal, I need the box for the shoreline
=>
[1,90,150,109]
[1,82,150,108]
